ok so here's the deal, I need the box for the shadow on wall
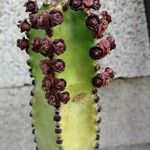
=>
[144,0,150,40]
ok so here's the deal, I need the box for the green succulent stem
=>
[29,28,58,149]
[28,5,97,150]
[17,0,116,149]
[54,9,97,150]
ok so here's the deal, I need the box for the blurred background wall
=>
[0,0,150,150]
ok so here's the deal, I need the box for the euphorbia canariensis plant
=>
[17,0,116,150]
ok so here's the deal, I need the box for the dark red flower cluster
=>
[24,0,38,14]
[40,59,70,107]
[32,37,66,57]
[89,36,116,60]
[27,7,69,107]
[86,11,112,38]
[86,10,115,89]
[18,19,30,33]
[17,19,30,50]
[17,2,69,107]
[29,9,63,34]
[17,37,29,50]
[69,0,101,11]
[92,67,114,88]
[39,59,65,76]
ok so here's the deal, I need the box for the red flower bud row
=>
[17,3,69,108]
[32,37,66,57]
[69,0,101,11]
[42,75,69,107]
[45,91,70,108]
[89,36,116,60]
[40,59,65,75]
[86,11,112,38]
[18,6,63,37]
[40,58,69,107]
[17,36,65,56]
[42,76,67,92]
[92,67,114,88]
[29,9,63,32]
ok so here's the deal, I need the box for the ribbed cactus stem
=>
[17,0,116,150]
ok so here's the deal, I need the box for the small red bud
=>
[106,36,116,50]
[69,0,83,11]
[89,46,103,60]
[42,76,54,91]
[39,59,52,75]
[46,92,61,107]
[97,39,111,56]
[83,0,94,8]
[53,39,66,55]
[100,11,112,24]
[100,72,110,86]
[18,19,30,32]
[86,14,100,33]
[92,0,101,10]
[54,78,67,91]
[49,9,64,27]
[29,14,40,29]
[17,37,29,50]
[52,59,65,73]
[24,0,38,14]
[40,38,53,56]
[105,67,114,78]
[92,76,103,88]
[38,12,51,30]
[32,37,42,53]
[96,23,106,38]
[58,92,70,104]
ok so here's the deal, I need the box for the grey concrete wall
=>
[0,0,150,150]
[100,77,150,149]
[0,86,35,150]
